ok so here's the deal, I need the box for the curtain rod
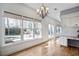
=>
[4,11,41,21]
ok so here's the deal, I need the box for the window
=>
[48,24,51,38]
[48,24,54,38]
[23,20,33,40]
[23,20,42,40]
[5,17,21,44]
[34,22,42,38]
[4,12,42,44]
[56,26,62,35]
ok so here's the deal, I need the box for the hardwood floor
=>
[10,39,79,56]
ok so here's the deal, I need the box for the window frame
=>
[4,16,42,44]
[4,17,22,44]
[48,24,54,38]
[33,22,42,39]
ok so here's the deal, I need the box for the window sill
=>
[2,38,42,47]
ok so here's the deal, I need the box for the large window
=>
[4,12,42,44]
[48,24,54,38]
[23,20,33,40]
[5,17,21,44]
[56,26,62,35]
[34,22,42,38]
[23,20,42,40]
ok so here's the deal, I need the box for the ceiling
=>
[24,3,79,12]
[22,3,79,20]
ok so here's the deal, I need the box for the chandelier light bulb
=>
[46,8,49,10]
[39,11,41,14]
[37,9,39,13]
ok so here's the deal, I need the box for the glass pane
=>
[34,22,42,38]
[56,26,60,34]
[48,24,51,38]
[23,20,33,40]
[51,25,54,37]
[48,24,54,38]
[23,21,33,28]
[34,22,42,29]
[5,18,21,44]
[34,29,42,38]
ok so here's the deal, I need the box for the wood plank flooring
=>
[10,39,79,56]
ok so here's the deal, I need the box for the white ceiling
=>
[23,3,79,20]
[24,3,79,11]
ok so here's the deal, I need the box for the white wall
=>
[0,3,60,55]
[62,27,79,37]
[48,8,61,21]
[61,12,79,27]
[61,12,79,37]
[0,3,41,20]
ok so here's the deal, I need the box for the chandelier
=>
[37,4,49,19]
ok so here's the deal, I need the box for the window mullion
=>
[21,16,23,40]
[33,21,35,39]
